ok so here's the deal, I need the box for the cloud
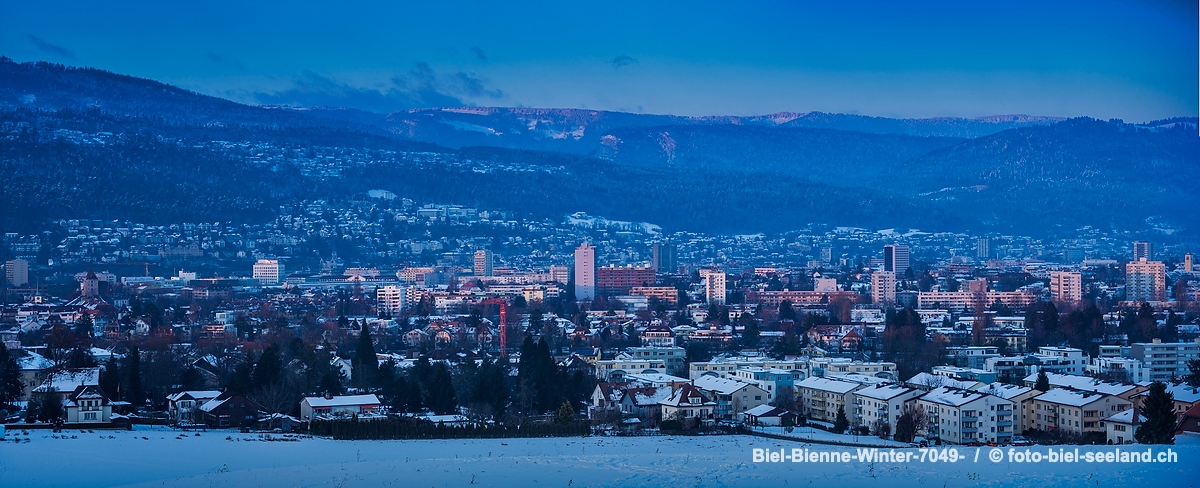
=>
[205,51,246,70]
[27,34,76,60]
[255,63,504,113]
[611,55,638,69]
[470,46,488,62]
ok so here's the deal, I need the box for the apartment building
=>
[916,387,1015,445]
[1031,389,1131,436]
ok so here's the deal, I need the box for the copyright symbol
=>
[988,448,1004,463]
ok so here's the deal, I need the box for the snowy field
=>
[751,425,911,447]
[0,426,1197,488]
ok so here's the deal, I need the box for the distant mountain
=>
[310,107,1062,154]
[0,57,1195,236]
[894,117,1200,231]
[595,124,963,186]
[0,57,401,135]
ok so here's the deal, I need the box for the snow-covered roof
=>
[1022,372,1139,397]
[982,382,1034,400]
[624,373,688,386]
[166,390,222,402]
[919,387,991,407]
[795,376,861,394]
[693,375,758,395]
[906,372,984,391]
[1102,409,1144,424]
[34,368,100,393]
[16,351,53,371]
[1133,384,1200,404]
[833,373,891,386]
[1033,388,1112,407]
[304,394,381,408]
[659,384,714,407]
[854,383,917,401]
[744,404,785,417]
[624,387,672,407]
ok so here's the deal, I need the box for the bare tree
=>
[253,382,296,416]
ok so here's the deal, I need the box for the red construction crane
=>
[479,298,509,356]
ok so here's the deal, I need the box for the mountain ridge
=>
[1,56,1196,237]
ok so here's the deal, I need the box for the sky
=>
[1,0,1196,121]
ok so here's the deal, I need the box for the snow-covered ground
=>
[751,425,911,447]
[0,425,1196,487]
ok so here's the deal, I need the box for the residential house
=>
[693,375,770,419]
[300,394,382,420]
[1100,408,1143,445]
[166,390,222,423]
[617,386,672,421]
[981,382,1041,434]
[588,382,629,419]
[742,405,797,427]
[916,386,1015,445]
[1030,389,1132,437]
[658,384,716,423]
[1132,384,1200,418]
[853,383,921,435]
[63,385,112,424]
[1175,403,1200,436]
[1020,372,1147,401]
[732,367,795,401]
[796,376,863,424]
[198,392,263,428]
[15,350,54,402]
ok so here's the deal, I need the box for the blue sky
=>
[2,0,1196,120]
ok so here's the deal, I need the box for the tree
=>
[354,325,378,389]
[179,365,205,391]
[99,357,121,401]
[894,404,928,443]
[254,382,297,416]
[1186,359,1200,389]
[65,346,97,368]
[73,314,94,338]
[0,343,23,408]
[742,320,761,348]
[425,362,457,415]
[251,345,283,391]
[126,346,144,408]
[228,358,255,395]
[1034,370,1050,392]
[472,359,508,419]
[37,391,63,422]
[555,401,576,424]
[1135,381,1176,445]
[778,300,797,322]
[833,405,849,433]
[234,315,253,340]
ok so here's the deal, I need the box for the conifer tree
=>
[1135,381,1176,445]
[354,324,378,388]
[1034,370,1050,392]
[0,343,22,407]
[834,405,849,433]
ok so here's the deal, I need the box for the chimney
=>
[324,392,333,400]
